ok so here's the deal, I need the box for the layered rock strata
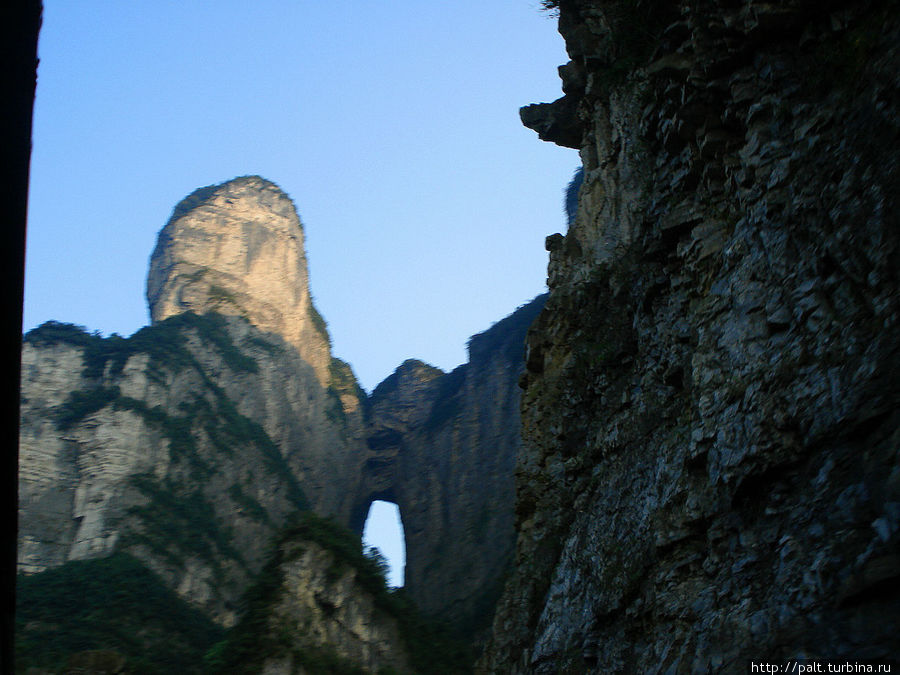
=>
[481,0,900,671]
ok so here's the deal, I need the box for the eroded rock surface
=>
[481,0,900,672]
[20,177,372,627]
[256,536,411,675]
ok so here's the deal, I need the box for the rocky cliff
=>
[19,177,369,637]
[206,512,414,675]
[481,0,900,672]
[18,312,366,628]
[18,175,546,671]
[147,175,333,388]
[256,538,409,675]
[357,295,546,635]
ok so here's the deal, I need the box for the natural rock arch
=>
[342,296,545,631]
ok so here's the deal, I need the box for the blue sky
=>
[25,1,575,586]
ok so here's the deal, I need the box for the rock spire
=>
[146,175,331,386]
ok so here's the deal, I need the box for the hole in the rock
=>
[362,499,406,588]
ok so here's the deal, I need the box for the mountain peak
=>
[146,176,331,385]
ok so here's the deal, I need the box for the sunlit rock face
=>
[17,315,366,626]
[147,175,331,387]
[481,0,900,672]
[19,176,369,626]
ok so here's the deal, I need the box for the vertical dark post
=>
[0,1,42,671]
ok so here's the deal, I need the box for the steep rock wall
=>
[207,514,413,675]
[260,540,409,675]
[482,0,900,672]
[18,314,365,626]
[357,296,546,635]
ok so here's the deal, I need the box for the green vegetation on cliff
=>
[125,473,246,577]
[205,512,388,674]
[36,313,311,597]
[565,166,583,225]
[329,357,370,417]
[55,385,122,431]
[26,312,258,381]
[466,293,546,364]
[15,553,224,675]
[35,314,308,509]
[207,512,473,675]
[308,298,331,347]
[23,320,99,349]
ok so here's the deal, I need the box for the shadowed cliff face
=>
[205,512,415,675]
[17,309,537,667]
[357,295,546,635]
[482,0,900,672]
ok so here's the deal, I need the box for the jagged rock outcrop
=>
[481,0,900,672]
[147,175,332,388]
[258,539,410,675]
